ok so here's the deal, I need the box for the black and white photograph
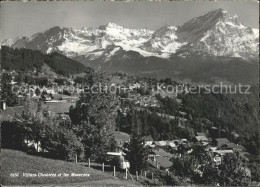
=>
[0,0,259,186]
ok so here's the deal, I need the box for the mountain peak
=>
[176,9,233,43]
[1,39,14,47]
[98,22,124,30]
[152,25,177,38]
[106,22,122,28]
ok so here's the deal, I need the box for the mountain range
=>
[2,8,259,83]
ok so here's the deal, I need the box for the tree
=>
[171,155,196,179]
[17,99,44,151]
[171,150,251,186]
[217,154,250,186]
[125,133,148,174]
[35,88,41,96]
[41,118,85,161]
[69,68,119,161]
[1,73,18,107]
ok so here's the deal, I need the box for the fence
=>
[77,158,159,184]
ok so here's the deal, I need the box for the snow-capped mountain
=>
[2,9,259,61]
[1,39,14,47]
[141,25,186,58]
[176,9,259,59]
[8,22,155,59]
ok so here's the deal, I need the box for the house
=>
[147,151,173,171]
[167,141,178,149]
[107,152,130,169]
[148,156,173,171]
[180,139,188,144]
[194,135,208,142]
[143,135,154,146]
[154,141,167,147]
[212,150,234,165]
[44,96,52,101]
[114,131,130,151]
[194,135,209,146]
[218,142,236,150]
[220,142,246,153]
[24,139,43,152]
[151,148,173,158]
[178,143,192,154]
[213,138,230,147]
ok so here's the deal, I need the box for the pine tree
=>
[125,133,148,174]
[1,73,18,107]
[69,68,119,161]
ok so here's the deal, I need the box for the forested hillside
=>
[1,46,91,76]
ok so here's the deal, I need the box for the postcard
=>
[1,0,259,186]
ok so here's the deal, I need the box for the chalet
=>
[213,138,230,147]
[24,139,43,152]
[147,155,173,171]
[143,135,154,146]
[154,141,167,147]
[218,142,237,150]
[178,143,192,155]
[218,142,245,152]
[197,132,206,136]
[212,150,234,165]
[167,140,178,149]
[107,152,130,169]
[148,148,173,171]
[194,135,208,142]
[180,139,188,144]
[194,135,209,146]
[43,96,52,101]
[114,131,130,151]
[151,148,173,159]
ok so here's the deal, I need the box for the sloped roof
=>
[148,156,173,169]
[114,131,130,141]
[195,136,208,142]
[154,141,167,146]
[219,142,245,151]
[167,142,177,148]
[157,156,173,169]
[152,148,173,158]
[143,135,153,141]
[213,149,233,155]
[215,138,230,146]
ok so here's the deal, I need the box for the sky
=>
[1,1,259,40]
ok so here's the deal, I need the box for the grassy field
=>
[43,102,75,114]
[1,149,116,185]
[111,76,126,84]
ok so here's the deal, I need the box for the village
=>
[1,67,257,186]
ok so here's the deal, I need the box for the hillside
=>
[75,50,258,84]
[1,46,92,76]
[1,149,115,185]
